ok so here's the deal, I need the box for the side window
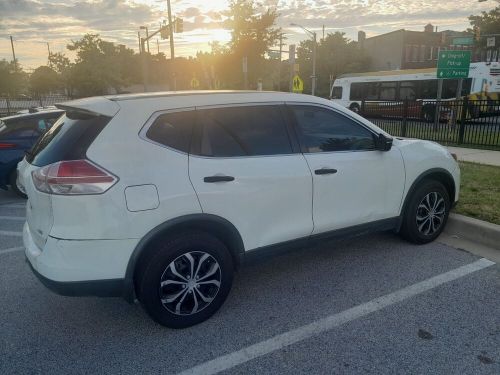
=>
[379,82,397,100]
[364,82,379,100]
[350,83,364,100]
[291,106,376,153]
[400,81,417,100]
[331,86,343,99]
[146,110,194,153]
[196,105,292,157]
[1,118,37,137]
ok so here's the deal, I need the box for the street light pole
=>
[166,0,176,90]
[290,23,317,96]
[312,32,317,96]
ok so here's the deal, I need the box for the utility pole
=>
[157,39,160,54]
[46,42,51,64]
[322,25,325,41]
[167,0,175,59]
[278,33,283,91]
[10,36,17,71]
[146,27,150,53]
[138,31,142,53]
[312,32,317,96]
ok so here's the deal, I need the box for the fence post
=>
[39,96,43,107]
[361,100,365,116]
[458,97,468,145]
[6,95,11,115]
[401,99,408,137]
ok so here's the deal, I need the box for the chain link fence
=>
[0,95,71,117]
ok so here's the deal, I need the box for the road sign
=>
[292,74,303,93]
[437,50,471,79]
[190,77,200,89]
[487,37,496,48]
[452,37,473,46]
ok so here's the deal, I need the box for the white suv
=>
[20,91,460,328]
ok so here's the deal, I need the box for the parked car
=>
[19,91,459,328]
[0,109,64,196]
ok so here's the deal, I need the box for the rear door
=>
[188,104,313,251]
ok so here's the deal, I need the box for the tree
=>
[0,59,28,95]
[66,34,140,96]
[469,3,500,47]
[30,66,60,95]
[224,0,281,87]
[297,32,370,97]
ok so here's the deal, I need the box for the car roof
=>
[56,91,335,117]
[1,109,64,122]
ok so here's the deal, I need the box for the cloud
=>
[0,0,494,69]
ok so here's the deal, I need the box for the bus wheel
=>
[349,103,360,114]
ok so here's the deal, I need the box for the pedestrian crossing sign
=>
[292,75,303,93]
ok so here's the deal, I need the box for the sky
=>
[0,0,495,70]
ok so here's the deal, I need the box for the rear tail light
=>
[32,159,117,195]
[0,142,17,149]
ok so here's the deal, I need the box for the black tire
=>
[349,103,360,114]
[9,170,27,199]
[136,231,234,328]
[400,180,450,244]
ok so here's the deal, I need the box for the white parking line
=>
[0,230,23,238]
[0,246,24,255]
[0,216,25,221]
[177,258,495,375]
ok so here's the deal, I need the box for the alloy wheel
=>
[159,251,221,316]
[415,191,446,236]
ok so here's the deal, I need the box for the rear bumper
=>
[23,222,138,298]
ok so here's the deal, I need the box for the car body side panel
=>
[48,104,202,240]
[394,138,460,208]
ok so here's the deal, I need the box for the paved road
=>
[0,189,499,374]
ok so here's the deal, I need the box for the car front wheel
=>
[136,231,234,328]
[400,180,450,244]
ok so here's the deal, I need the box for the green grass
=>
[454,161,500,225]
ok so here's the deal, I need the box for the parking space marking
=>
[0,230,23,237]
[0,246,24,255]
[177,258,495,375]
[0,216,26,221]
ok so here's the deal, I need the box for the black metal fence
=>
[360,99,500,150]
[0,95,71,117]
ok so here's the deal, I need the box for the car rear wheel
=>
[9,170,27,198]
[400,180,450,244]
[136,231,234,328]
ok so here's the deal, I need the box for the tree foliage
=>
[0,59,28,95]
[30,66,60,95]
[469,3,500,47]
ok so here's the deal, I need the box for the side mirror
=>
[375,133,393,151]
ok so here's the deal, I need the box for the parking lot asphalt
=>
[0,189,499,374]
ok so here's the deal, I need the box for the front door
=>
[288,104,405,235]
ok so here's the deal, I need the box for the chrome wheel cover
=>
[159,251,221,316]
[416,191,446,236]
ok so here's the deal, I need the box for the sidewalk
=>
[447,146,500,167]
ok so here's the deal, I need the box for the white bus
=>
[330,62,500,120]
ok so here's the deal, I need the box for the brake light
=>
[32,159,117,195]
[0,142,17,149]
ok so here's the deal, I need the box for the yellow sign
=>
[190,77,200,89]
[292,75,303,93]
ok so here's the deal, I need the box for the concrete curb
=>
[444,213,500,251]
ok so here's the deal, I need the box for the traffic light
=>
[175,18,183,33]
[160,25,169,39]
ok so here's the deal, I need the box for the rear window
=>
[27,111,111,167]
[145,110,194,153]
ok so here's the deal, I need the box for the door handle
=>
[204,175,235,183]
[314,168,337,175]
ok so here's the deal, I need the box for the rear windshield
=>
[27,111,111,167]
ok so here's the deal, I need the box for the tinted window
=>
[419,80,438,99]
[364,83,379,100]
[400,81,417,100]
[196,106,292,157]
[291,106,376,152]
[350,83,364,100]
[146,110,194,153]
[331,86,343,99]
[379,82,397,100]
[28,112,111,167]
[0,118,38,138]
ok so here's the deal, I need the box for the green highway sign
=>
[452,37,474,46]
[437,50,471,79]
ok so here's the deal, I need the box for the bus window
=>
[379,82,397,100]
[400,81,417,100]
[350,83,364,100]
[331,86,343,99]
[365,82,379,100]
[462,78,472,96]
[419,80,438,99]
[442,80,458,99]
